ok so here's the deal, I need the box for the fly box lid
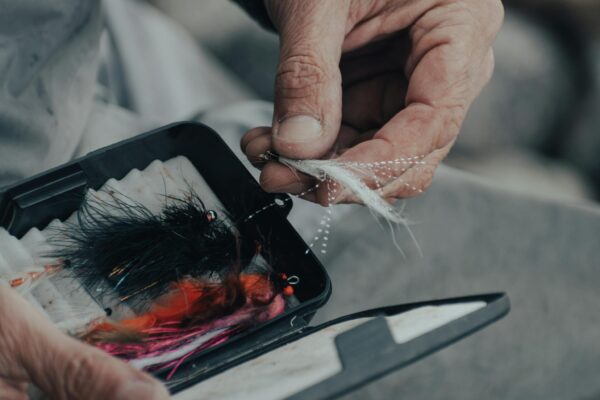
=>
[0,122,509,399]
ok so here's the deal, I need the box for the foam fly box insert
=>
[0,122,510,399]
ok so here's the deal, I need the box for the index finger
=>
[340,0,502,163]
[327,1,502,202]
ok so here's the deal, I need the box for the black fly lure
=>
[51,189,254,304]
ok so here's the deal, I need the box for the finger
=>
[38,338,169,400]
[250,125,360,199]
[243,125,360,165]
[334,1,502,196]
[259,162,316,195]
[0,379,28,400]
[403,1,502,109]
[267,0,350,159]
[342,0,437,52]
[240,126,270,154]
[297,191,318,203]
[313,136,432,204]
[0,287,169,400]
[379,141,452,199]
[243,129,273,168]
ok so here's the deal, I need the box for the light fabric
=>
[0,0,252,186]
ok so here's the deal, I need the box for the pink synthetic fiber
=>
[94,294,285,378]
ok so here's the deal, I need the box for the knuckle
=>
[471,0,504,38]
[441,106,464,143]
[63,351,97,395]
[445,1,502,43]
[425,105,464,150]
[417,165,437,193]
[62,350,115,398]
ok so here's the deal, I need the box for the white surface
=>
[388,302,486,344]
[174,302,486,400]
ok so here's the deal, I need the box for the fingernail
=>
[115,381,169,400]
[274,115,322,142]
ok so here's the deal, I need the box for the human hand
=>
[241,0,503,204]
[0,286,169,400]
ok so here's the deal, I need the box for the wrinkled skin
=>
[0,286,169,400]
[241,0,504,204]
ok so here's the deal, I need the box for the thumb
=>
[268,0,349,159]
[30,336,170,400]
[0,286,169,400]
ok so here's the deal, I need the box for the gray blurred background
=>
[149,0,600,207]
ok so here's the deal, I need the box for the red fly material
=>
[8,262,63,289]
[86,273,279,337]
[84,274,287,378]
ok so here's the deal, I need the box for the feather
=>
[274,155,408,223]
[85,274,286,377]
[49,189,254,306]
